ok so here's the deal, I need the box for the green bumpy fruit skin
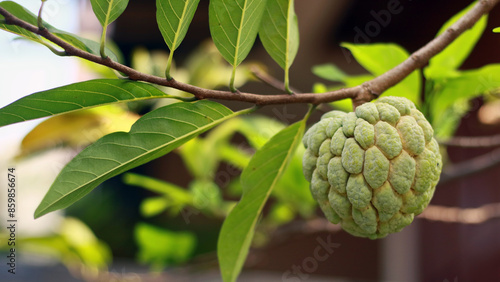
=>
[303,97,442,239]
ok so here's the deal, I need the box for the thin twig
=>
[439,146,500,183]
[418,202,500,224]
[439,134,500,148]
[250,65,301,93]
[271,201,500,238]
[0,0,498,106]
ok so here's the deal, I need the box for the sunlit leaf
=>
[18,105,139,158]
[34,101,246,218]
[140,197,171,217]
[135,223,196,269]
[430,64,500,137]
[494,27,500,33]
[124,172,192,204]
[209,0,267,90]
[426,2,487,78]
[22,217,111,270]
[273,145,316,216]
[0,79,172,128]
[237,115,286,148]
[218,120,305,282]
[190,180,223,213]
[341,42,421,105]
[59,217,112,269]
[312,64,348,82]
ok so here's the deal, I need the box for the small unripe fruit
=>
[302,97,442,239]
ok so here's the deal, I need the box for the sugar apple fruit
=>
[302,96,442,239]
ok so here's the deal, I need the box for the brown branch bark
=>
[0,0,498,106]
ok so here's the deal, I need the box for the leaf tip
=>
[33,207,46,219]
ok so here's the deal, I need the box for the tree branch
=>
[271,200,500,238]
[439,146,500,183]
[439,134,500,148]
[418,202,500,224]
[0,0,498,106]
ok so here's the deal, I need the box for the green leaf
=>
[218,120,306,282]
[258,0,299,92]
[156,0,200,77]
[273,145,316,216]
[34,100,245,218]
[123,173,192,203]
[0,79,173,128]
[237,116,286,149]
[135,223,196,269]
[17,105,139,158]
[430,64,500,137]
[0,1,40,41]
[178,117,242,179]
[426,2,487,78]
[90,0,129,57]
[140,197,171,217]
[90,0,129,27]
[341,42,421,105]
[124,172,193,217]
[0,1,119,61]
[312,64,348,82]
[54,31,121,62]
[209,0,268,91]
[494,27,500,33]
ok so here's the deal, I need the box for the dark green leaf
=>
[218,120,305,282]
[341,42,421,105]
[90,0,129,27]
[0,79,172,128]
[259,0,298,91]
[34,100,244,218]
[426,2,487,78]
[209,0,267,67]
[209,0,267,89]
